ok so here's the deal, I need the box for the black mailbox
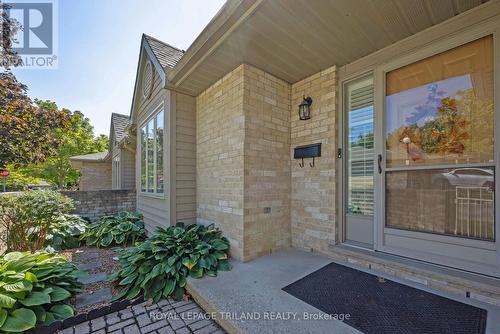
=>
[294,143,321,168]
[294,143,321,159]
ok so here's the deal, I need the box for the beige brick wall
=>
[290,66,337,253]
[196,64,337,260]
[196,65,245,260]
[78,161,112,191]
[197,64,293,261]
[242,65,291,260]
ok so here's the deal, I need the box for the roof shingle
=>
[144,34,184,69]
[111,113,130,143]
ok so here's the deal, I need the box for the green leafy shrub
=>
[45,214,87,251]
[80,212,146,247]
[109,223,231,303]
[0,251,83,332]
[0,191,74,253]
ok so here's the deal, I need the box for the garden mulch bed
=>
[60,246,125,314]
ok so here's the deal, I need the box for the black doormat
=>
[283,263,487,334]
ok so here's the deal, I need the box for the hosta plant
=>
[0,252,84,333]
[80,211,146,248]
[109,223,231,303]
[44,214,88,252]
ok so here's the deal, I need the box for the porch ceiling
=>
[168,0,489,96]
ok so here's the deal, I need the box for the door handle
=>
[377,154,382,174]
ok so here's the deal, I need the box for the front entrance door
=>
[344,75,375,248]
[376,35,499,277]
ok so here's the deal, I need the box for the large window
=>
[385,36,494,241]
[140,108,164,194]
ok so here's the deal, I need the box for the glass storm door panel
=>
[380,35,498,276]
[345,76,375,247]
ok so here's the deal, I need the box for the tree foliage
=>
[0,73,70,169]
[28,101,109,188]
[1,0,22,69]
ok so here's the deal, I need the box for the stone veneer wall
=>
[290,66,337,253]
[62,189,136,221]
[242,65,291,260]
[196,65,246,260]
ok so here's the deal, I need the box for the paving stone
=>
[106,311,122,325]
[167,315,186,331]
[108,318,136,332]
[119,308,134,320]
[136,313,153,327]
[74,251,99,261]
[91,317,106,331]
[108,330,123,334]
[174,327,191,334]
[157,299,170,307]
[169,300,191,308]
[75,288,112,307]
[174,303,197,313]
[179,309,206,326]
[123,324,142,334]
[188,319,213,331]
[58,327,74,334]
[132,303,147,315]
[73,321,90,334]
[193,324,219,334]
[78,261,101,271]
[156,326,175,334]
[65,300,223,334]
[140,319,169,333]
[78,272,107,284]
[160,303,173,312]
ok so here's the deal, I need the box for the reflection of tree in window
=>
[156,111,164,194]
[147,119,155,192]
[140,127,146,192]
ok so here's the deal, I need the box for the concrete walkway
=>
[187,250,361,334]
[187,249,500,334]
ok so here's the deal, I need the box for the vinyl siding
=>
[135,54,170,234]
[121,148,136,190]
[174,92,196,223]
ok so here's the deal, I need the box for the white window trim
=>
[140,103,165,198]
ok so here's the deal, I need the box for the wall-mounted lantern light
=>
[299,96,313,120]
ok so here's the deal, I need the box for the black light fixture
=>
[299,95,313,120]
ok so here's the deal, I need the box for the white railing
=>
[455,186,494,240]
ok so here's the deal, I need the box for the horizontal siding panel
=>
[176,188,196,197]
[177,173,196,181]
[137,194,169,232]
[177,157,196,166]
[177,181,196,189]
[177,203,196,212]
[177,195,196,204]
[175,92,196,225]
